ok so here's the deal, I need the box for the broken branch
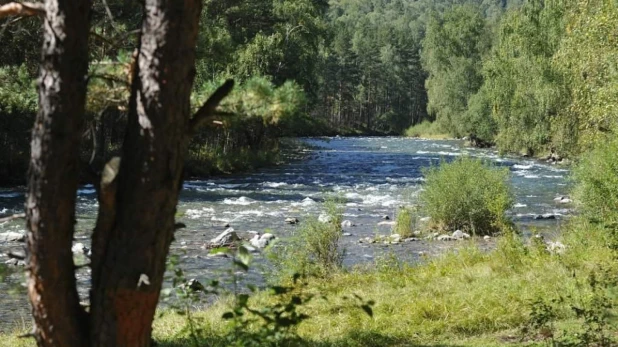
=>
[0,2,45,18]
[189,79,235,134]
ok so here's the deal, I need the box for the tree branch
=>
[0,2,45,18]
[189,79,235,134]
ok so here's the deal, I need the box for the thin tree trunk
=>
[89,0,202,345]
[25,1,91,346]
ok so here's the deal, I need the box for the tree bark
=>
[25,1,91,346]
[89,1,202,346]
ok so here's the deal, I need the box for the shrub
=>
[267,200,345,280]
[394,207,416,238]
[573,137,618,226]
[404,120,447,139]
[419,157,514,235]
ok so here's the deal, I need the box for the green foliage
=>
[554,0,618,155]
[573,137,618,227]
[420,157,514,235]
[222,273,314,347]
[481,0,569,156]
[404,120,447,139]
[421,4,490,138]
[267,200,345,280]
[394,207,417,238]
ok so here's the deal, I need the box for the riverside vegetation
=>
[2,0,618,346]
[6,150,618,346]
[4,0,618,185]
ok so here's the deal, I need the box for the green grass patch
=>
[405,120,450,139]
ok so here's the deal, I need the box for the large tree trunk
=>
[89,0,202,345]
[25,1,91,346]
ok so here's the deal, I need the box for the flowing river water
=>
[0,137,571,332]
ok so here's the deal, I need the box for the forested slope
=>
[1,0,616,184]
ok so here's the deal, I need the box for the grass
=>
[153,220,616,346]
[2,221,616,347]
[405,121,451,139]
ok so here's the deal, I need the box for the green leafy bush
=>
[394,207,417,238]
[419,157,514,235]
[573,137,618,226]
[268,200,344,280]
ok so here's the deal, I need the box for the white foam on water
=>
[291,197,316,207]
[185,207,215,219]
[514,203,527,208]
[222,197,256,206]
[263,182,287,188]
[0,192,21,198]
[513,164,533,170]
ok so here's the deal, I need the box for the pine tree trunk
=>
[25,1,91,346]
[89,0,202,345]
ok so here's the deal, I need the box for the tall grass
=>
[267,200,345,281]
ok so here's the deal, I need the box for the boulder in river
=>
[181,278,205,292]
[72,243,91,257]
[209,228,240,246]
[4,258,25,267]
[452,230,470,240]
[381,215,390,220]
[0,232,25,243]
[534,214,557,220]
[249,233,276,249]
[554,196,572,204]
[341,220,355,228]
[285,217,299,225]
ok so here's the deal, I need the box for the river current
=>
[0,137,571,331]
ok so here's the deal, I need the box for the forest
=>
[4,0,617,184]
[1,0,618,346]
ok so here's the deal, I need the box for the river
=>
[0,137,571,332]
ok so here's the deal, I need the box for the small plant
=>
[394,206,417,238]
[419,156,514,235]
[268,199,345,280]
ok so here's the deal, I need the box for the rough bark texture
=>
[25,0,91,346]
[89,1,202,346]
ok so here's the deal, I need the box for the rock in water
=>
[341,220,355,228]
[182,279,205,292]
[452,230,470,240]
[249,233,276,249]
[210,228,240,246]
[285,217,299,225]
[72,243,90,257]
[4,258,26,267]
[0,232,25,242]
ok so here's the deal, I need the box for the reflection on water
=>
[0,137,571,331]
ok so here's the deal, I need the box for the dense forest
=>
[1,0,617,184]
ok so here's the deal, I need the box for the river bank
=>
[0,137,573,334]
